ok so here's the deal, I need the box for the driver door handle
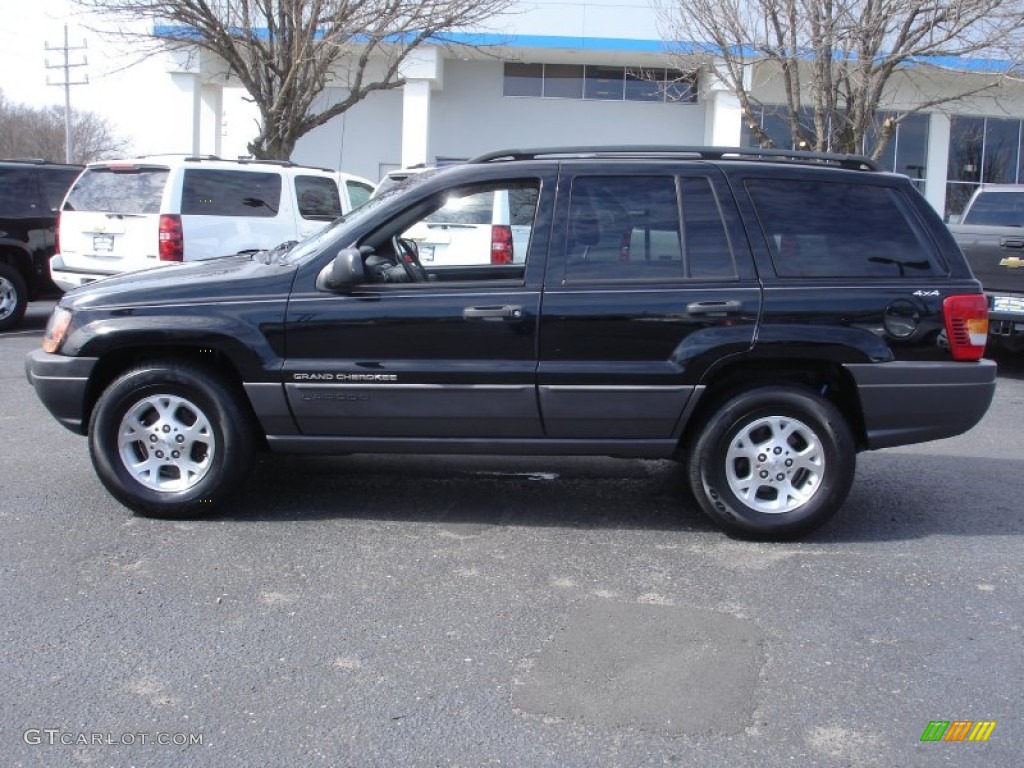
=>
[686,300,743,315]
[462,305,524,321]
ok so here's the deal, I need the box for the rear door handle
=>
[462,305,524,321]
[686,300,743,315]
[1000,237,1024,249]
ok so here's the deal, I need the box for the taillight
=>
[490,225,513,264]
[158,214,183,261]
[55,211,62,254]
[943,294,988,361]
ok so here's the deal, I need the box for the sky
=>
[0,0,256,158]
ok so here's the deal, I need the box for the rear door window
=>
[564,175,737,282]
[295,175,343,221]
[64,166,169,214]
[181,169,282,217]
[746,179,944,278]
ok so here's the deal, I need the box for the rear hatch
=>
[59,163,169,274]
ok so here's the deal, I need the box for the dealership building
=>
[162,0,1024,216]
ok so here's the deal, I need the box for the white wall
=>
[290,88,404,182]
[430,61,706,159]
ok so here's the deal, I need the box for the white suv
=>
[51,155,373,291]
[375,167,533,266]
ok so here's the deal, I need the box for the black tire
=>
[88,361,255,518]
[686,385,856,540]
[0,262,28,332]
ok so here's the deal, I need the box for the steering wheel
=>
[392,235,428,282]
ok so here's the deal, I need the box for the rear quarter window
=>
[64,167,169,214]
[746,178,944,278]
[0,168,39,217]
[181,169,282,217]
[39,169,81,211]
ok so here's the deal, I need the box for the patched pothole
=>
[514,601,764,735]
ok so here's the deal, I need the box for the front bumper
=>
[988,292,1024,338]
[845,360,997,450]
[25,348,99,435]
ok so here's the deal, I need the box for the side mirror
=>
[316,247,366,291]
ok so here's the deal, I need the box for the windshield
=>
[281,169,441,263]
[963,191,1024,227]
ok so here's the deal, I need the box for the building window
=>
[585,66,625,100]
[872,112,929,193]
[503,63,697,104]
[946,115,1024,217]
[503,63,543,97]
[544,64,584,99]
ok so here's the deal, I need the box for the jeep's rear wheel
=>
[89,362,254,518]
[0,262,28,331]
[686,386,855,540]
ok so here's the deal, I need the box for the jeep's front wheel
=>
[0,262,28,331]
[686,386,856,540]
[88,362,254,518]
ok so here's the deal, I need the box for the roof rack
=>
[1,157,70,165]
[137,153,223,161]
[468,146,880,172]
[132,154,334,173]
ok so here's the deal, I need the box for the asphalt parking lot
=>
[3,301,1022,767]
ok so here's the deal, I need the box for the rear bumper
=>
[845,360,997,450]
[49,254,119,292]
[24,348,98,435]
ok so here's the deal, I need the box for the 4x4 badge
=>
[999,256,1024,268]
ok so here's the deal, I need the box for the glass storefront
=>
[742,107,930,192]
[946,116,1024,217]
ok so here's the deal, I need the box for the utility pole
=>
[45,25,89,164]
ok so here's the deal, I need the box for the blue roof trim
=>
[447,33,679,53]
[153,26,1011,73]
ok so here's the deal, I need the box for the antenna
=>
[45,25,89,164]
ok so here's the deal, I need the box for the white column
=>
[399,47,443,168]
[924,113,951,215]
[200,84,224,157]
[402,79,432,167]
[702,61,746,148]
[705,90,744,147]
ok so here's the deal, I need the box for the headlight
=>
[42,307,73,353]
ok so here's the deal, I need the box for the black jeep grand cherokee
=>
[25,147,996,539]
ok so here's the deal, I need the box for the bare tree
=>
[0,91,129,163]
[661,0,1024,158]
[77,0,516,160]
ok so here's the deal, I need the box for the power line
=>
[45,25,89,163]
